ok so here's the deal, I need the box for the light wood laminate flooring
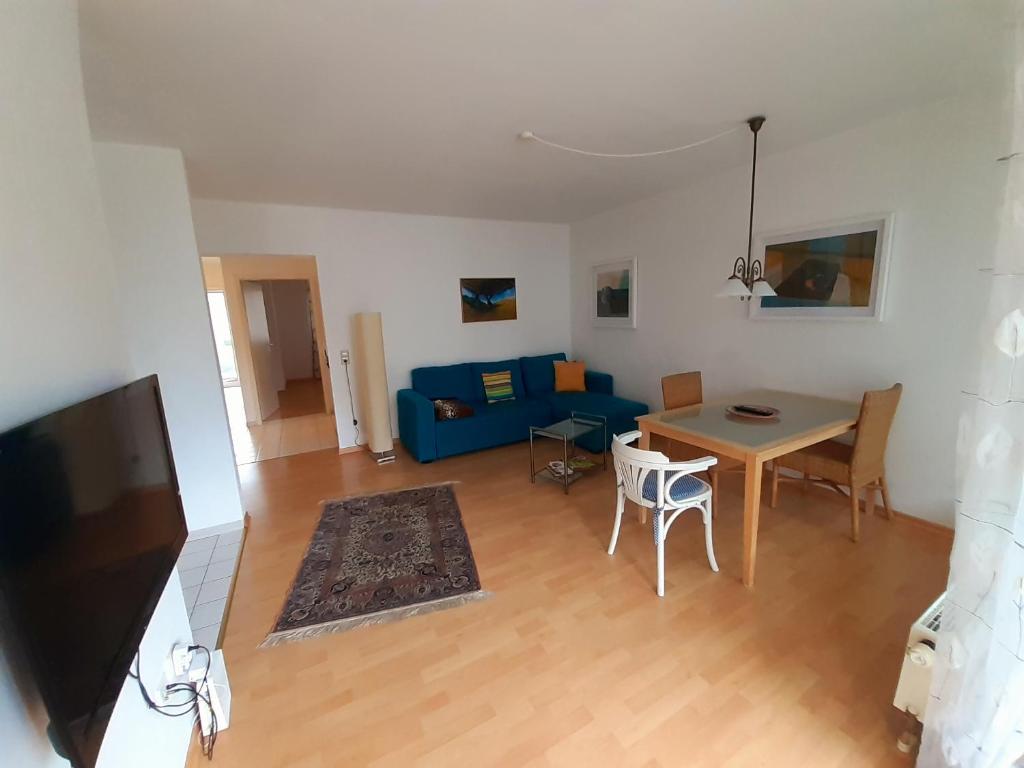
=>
[194,442,949,767]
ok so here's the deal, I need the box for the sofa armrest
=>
[585,370,613,395]
[397,389,437,462]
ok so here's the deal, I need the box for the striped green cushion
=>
[481,370,515,403]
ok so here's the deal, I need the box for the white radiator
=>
[893,592,944,722]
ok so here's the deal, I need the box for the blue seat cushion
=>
[434,398,550,458]
[544,391,648,452]
[462,398,546,420]
[520,353,567,396]
[545,391,647,421]
[642,472,708,504]
[411,363,476,402]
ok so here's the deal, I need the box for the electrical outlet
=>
[171,645,193,676]
[154,642,193,705]
[340,350,350,364]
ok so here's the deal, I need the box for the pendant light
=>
[717,116,775,300]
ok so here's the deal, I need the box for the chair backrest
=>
[851,383,903,482]
[662,371,703,410]
[612,432,669,507]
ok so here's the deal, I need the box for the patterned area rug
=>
[261,483,485,647]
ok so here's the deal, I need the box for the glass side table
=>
[529,411,607,494]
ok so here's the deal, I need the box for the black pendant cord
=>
[720,115,767,296]
[745,116,765,286]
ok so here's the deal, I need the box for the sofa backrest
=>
[520,353,567,396]
[411,358,534,403]
[411,363,476,402]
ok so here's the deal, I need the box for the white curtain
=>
[919,11,1024,766]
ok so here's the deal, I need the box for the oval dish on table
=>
[725,404,780,421]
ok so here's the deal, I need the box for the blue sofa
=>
[397,352,648,462]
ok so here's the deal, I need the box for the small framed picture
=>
[592,259,637,328]
[750,214,894,321]
[459,277,517,323]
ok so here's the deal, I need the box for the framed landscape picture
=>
[592,259,637,328]
[460,277,517,322]
[749,214,893,320]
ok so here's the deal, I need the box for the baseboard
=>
[890,510,954,541]
[771,467,954,541]
[338,443,367,455]
[185,518,245,541]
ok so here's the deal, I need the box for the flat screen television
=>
[0,375,187,768]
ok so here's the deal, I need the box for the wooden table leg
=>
[742,454,763,588]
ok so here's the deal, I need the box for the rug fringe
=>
[259,589,490,649]
[316,480,461,507]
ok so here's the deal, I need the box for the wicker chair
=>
[662,371,704,410]
[769,383,902,542]
[657,371,743,507]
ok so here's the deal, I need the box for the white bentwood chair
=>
[608,431,719,597]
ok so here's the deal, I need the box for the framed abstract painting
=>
[592,259,637,328]
[749,214,894,320]
[460,278,517,322]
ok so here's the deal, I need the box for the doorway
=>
[241,278,326,422]
[202,256,338,465]
[262,280,324,420]
[207,291,239,385]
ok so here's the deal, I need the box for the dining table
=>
[635,388,860,588]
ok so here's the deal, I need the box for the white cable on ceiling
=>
[518,124,740,159]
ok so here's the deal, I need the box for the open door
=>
[241,280,280,420]
[262,283,287,394]
[212,255,334,433]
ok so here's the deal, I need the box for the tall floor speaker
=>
[351,311,395,463]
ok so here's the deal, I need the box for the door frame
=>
[205,289,240,386]
[202,254,334,426]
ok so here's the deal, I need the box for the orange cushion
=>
[554,361,586,393]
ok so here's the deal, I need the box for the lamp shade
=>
[751,279,776,297]
[717,276,752,298]
[351,311,394,457]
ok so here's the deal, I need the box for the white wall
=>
[0,3,194,767]
[96,570,194,768]
[93,142,245,532]
[270,280,315,381]
[191,202,571,447]
[570,95,1007,526]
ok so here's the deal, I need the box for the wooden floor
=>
[206,442,949,767]
[266,378,326,421]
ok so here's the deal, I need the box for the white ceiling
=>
[79,1,1007,223]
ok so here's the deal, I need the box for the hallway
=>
[264,377,325,420]
[224,384,337,465]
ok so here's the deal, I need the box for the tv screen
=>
[0,375,187,768]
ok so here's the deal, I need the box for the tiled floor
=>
[176,526,244,649]
[224,384,338,465]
